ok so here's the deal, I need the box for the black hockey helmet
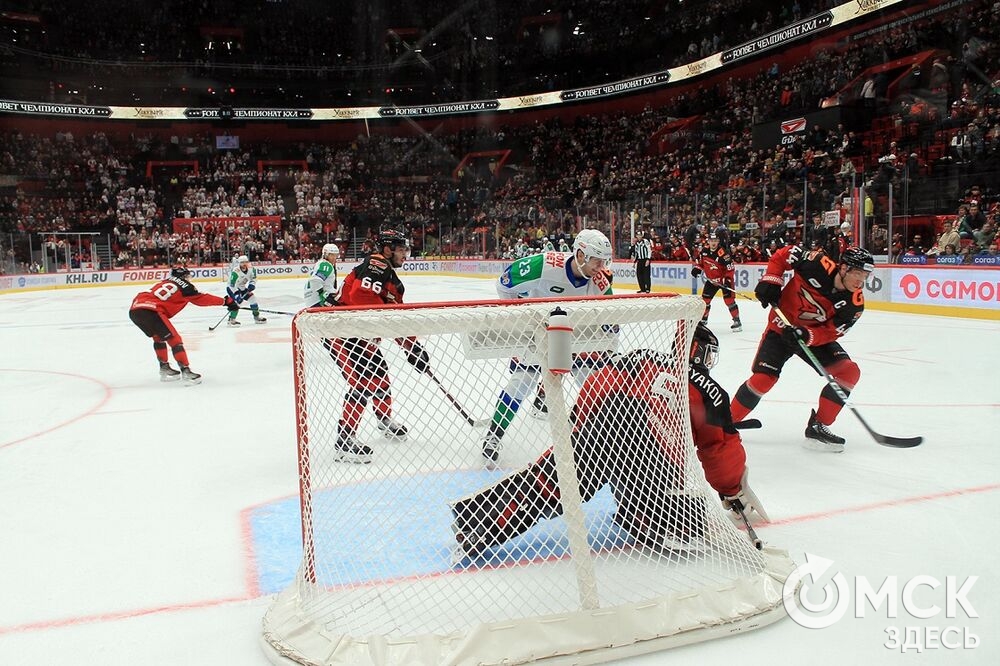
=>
[170,266,191,279]
[378,227,410,251]
[841,246,875,272]
[690,322,719,369]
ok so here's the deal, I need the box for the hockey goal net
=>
[263,293,794,666]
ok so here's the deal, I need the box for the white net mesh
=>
[263,294,794,666]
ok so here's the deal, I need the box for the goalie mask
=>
[690,322,719,370]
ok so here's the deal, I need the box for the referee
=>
[631,232,653,293]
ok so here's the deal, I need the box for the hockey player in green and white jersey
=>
[482,228,614,467]
[304,243,341,308]
[226,255,266,326]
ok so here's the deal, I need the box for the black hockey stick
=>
[208,311,230,331]
[773,307,922,448]
[733,504,763,550]
[424,369,490,427]
[239,306,297,316]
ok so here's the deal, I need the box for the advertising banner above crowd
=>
[0,0,927,123]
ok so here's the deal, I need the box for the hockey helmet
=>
[841,246,874,272]
[170,266,191,279]
[321,243,340,257]
[690,322,719,370]
[572,229,613,262]
[378,228,410,251]
[236,255,250,264]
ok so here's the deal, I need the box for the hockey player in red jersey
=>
[327,228,431,464]
[129,266,238,384]
[451,323,767,558]
[730,245,874,451]
[691,233,742,332]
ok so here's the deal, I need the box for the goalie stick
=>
[732,502,763,550]
[772,307,923,448]
[423,369,490,427]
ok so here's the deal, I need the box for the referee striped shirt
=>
[632,238,652,260]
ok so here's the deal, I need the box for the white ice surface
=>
[1,276,997,665]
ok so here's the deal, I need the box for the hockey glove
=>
[754,279,782,308]
[690,266,702,278]
[405,341,430,374]
[721,468,769,523]
[781,324,810,346]
[226,286,244,304]
[324,293,339,306]
[223,295,240,312]
[722,276,735,290]
[245,283,255,294]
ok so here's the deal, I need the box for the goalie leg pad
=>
[613,494,707,550]
[452,465,563,557]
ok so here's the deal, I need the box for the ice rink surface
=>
[1,274,998,665]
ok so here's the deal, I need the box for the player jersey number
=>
[361,276,384,294]
[517,259,533,277]
[152,282,179,301]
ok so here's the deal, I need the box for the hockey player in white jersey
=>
[482,228,614,467]
[304,243,341,308]
[226,255,266,326]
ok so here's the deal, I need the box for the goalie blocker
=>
[452,323,767,558]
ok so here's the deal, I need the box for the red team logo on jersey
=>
[545,252,566,269]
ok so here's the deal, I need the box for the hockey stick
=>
[239,306,297,316]
[773,306,922,448]
[208,311,230,331]
[733,504,763,550]
[424,369,490,427]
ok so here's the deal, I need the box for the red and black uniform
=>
[329,253,418,435]
[129,274,224,368]
[731,244,864,426]
[694,243,740,324]
[452,351,746,554]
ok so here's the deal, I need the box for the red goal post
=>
[263,293,795,665]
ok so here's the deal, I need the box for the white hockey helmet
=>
[237,255,250,263]
[322,243,340,257]
[572,229,613,262]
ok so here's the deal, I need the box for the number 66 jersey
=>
[339,251,407,306]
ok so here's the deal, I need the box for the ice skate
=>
[334,428,372,464]
[180,366,202,385]
[254,315,267,324]
[730,318,742,333]
[803,409,845,452]
[227,318,241,326]
[527,393,548,419]
[376,415,408,440]
[481,432,502,470]
[159,362,181,382]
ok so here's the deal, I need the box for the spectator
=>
[926,220,962,256]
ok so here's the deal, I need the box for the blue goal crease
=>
[248,471,623,593]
